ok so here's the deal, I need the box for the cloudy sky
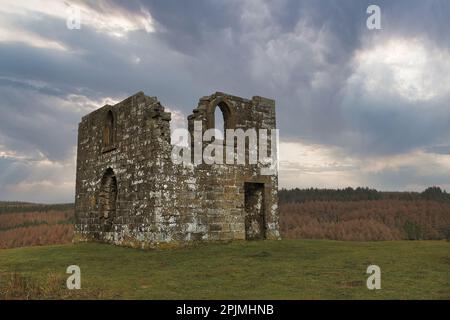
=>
[1,0,450,203]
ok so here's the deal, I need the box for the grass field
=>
[0,240,449,299]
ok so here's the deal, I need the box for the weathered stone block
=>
[74,91,280,248]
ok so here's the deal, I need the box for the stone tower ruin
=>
[74,91,280,248]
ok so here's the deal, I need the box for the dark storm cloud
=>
[0,83,79,160]
[1,0,450,201]
[365,166,450,191]
[376,0,450,45]
[3,0,450,158]
[338,90,450,156]
[0,157,28,186]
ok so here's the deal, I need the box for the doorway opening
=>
[244,182,266,240]
[98,168,117,232]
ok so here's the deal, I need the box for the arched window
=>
[103,110,114,147]
[214,104,225,139]
[210,101,234,130]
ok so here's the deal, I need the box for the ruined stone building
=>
[74,91,280,248]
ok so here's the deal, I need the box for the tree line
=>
[279,186,450,203]
[280,200,450,241]
[0,202,74,214]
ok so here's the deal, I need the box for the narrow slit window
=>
[103,111,114,147]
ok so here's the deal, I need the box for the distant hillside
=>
[279,186,450,203]
[1,186,450,248]
[0,202,74,214]
[0,203,74,249]
[279,187,450,241]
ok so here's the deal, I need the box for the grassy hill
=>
[0,240,449,299]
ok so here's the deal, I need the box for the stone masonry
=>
[74,91,280,248]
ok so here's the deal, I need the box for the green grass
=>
[0,240,449,299]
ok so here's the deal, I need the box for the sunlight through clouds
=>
[351,37,450,101]
[0,0,155,43]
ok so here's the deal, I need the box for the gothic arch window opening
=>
[103,110,115,148]
[214,103,225,141]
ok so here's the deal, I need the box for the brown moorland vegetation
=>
[0,204,74,249]
[279,187,450,241]
[280,200,450,241]
[0,272,111,299]
[1,186,450,248]
[0,224,74,249]
[0,211,73,230]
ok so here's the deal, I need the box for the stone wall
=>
[74,91,280,248]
